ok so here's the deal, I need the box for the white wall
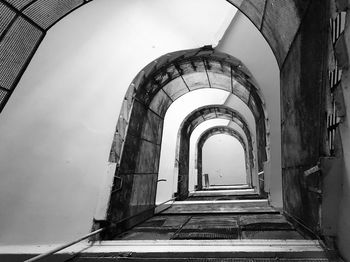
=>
[0,0,236,245]
[217,11,282,207]
[202,134,247,185]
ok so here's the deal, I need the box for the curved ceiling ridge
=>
[175,104,255,181]
[127,48,267,123]
[197,125,247,152]
[134,48,259,103]
[0,0,307,113]
[180,104,252,139]
[196,125,253,190]
[176,110,255,199]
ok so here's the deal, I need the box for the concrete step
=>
[77,258,329,261]
[115,212,302,241]
[190,189,257,197]
[71,240,328,260]
[2,240,330,261]
[202,184,251,190]
[185,194,264,201]
[161,199,277,214]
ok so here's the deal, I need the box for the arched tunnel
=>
[0,0,349,261]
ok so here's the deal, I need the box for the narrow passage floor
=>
[114,198,310,241]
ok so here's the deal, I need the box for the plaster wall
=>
[216,11,282,207]
[202,134,246,185]
[279,0,329,233]
[0,0,236,244]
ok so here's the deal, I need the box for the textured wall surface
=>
[1,0,345,253]
[0,0,308,114]
[107,51,267,234]
[0,0,91,112]
[227,0,310,67]
[280,0,329,232]
[0,0,237,244]
[331,0,350,260]
[174,105,254,198]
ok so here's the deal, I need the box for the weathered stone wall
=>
[280,0,329,232]
[106,52,267,235]
[227,0,310,67]
[330,0,350,260]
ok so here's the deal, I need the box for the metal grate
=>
[330,12,346,44]
[174,231,237,240]
[0,2,15,37]
[0,89,8,104]
[0,0,94,113]
[327,11,346,155]
[328,62,342,92]
[23,0,84,29]
[116,258,328,262]
[3,0,35,10]
[326,101,339,155]
[0,16,42,89]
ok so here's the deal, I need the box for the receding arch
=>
[105,48,268,235]
[0,0,333,247]
[196,125,250,190]
[175,104,257,199]
[191,120,252,190]
[109,48,268,168]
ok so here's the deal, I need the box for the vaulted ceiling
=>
[0,0,308,113]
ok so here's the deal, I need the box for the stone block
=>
[135,139,161,174]
[207,72,231,92]
[127,100,147,137]
[141,110,163,145]
[149,89,172,117]
[118,136,141,173]
[162,77,188,100]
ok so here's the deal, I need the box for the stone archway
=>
[104,48,268,235]
[0,0,334,246]
[196,125,250,190]
[174,104,258,199]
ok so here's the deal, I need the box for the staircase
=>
[69,189,333,261]
[17,188,337,261]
